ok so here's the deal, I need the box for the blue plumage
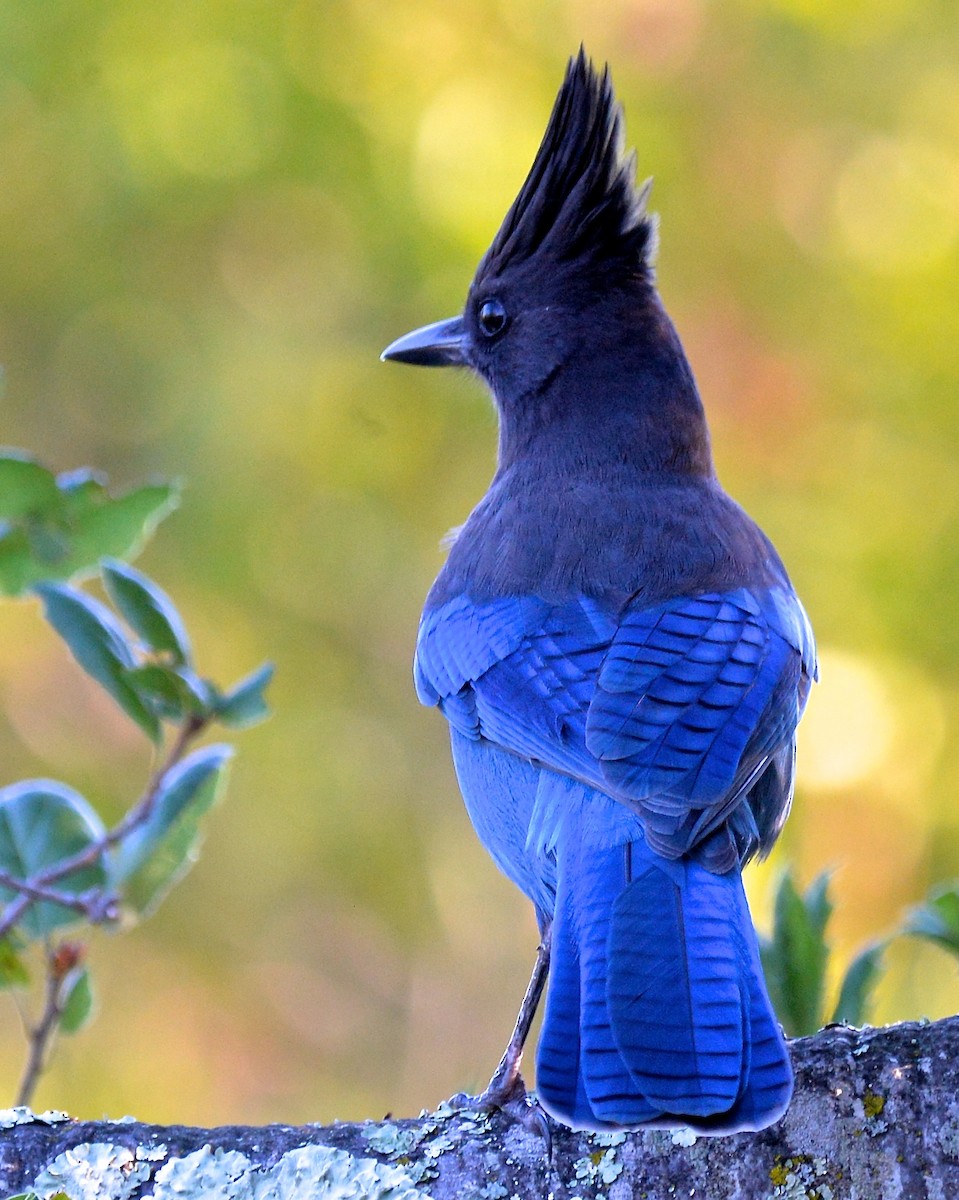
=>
[420,587,812,875]
[383,50,817,1134]
[425,588,811,1130]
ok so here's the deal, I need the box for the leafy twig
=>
[0,455,271,1107]
[0,714,208,941]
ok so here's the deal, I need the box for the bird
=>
[381,50,816,1135]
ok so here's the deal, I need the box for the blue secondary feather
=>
[418,587,812,869]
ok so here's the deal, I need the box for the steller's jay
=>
[382,50,816,1134]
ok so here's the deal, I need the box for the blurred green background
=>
[0,0,957,1126]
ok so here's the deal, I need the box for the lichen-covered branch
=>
[3,1016,958,1199]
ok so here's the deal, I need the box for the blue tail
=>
[536,800,792,1133]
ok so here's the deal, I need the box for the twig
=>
[14,941,81,1107]
[0,714,208,941]
[0,892,32,940]
[102,714,207,850]
[0,870,99,917]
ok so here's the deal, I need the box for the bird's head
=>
[383,50,710,476]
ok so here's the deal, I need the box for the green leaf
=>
[0,935,29,988]
[215,662,274,729]
[101,558,192,664]
[55,466,108,511]
[124,664,212,722]
[112,744,233,918]
[0,460,179,597]
[831,941,885,1027]
[65,482,179,572]
[0,451,61,519]
[902,886,959,956]
[25,522,71,566]
[0,781,108,939]
[803,871,833,940]
[0,528,46,596]
[35,582,161,743]
[759,868,833,1037]
[124,664,187,720]
[59,965,95,1034]
[172,666,214,710]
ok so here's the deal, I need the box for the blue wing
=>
[416,586,815,868]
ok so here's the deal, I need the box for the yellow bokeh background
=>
[0,0,957,1125]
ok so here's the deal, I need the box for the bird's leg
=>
[481,924,551,1106]
[450,923,551,1133]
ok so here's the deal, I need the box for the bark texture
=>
[2,1016,958,1199]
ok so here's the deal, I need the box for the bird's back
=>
[428,463,791,609]
[418,464,813,872]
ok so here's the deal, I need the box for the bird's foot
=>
[448,1067,551,1148]
[445,932,554,1146]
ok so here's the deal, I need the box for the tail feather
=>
[578,843,659,1125]
[535,800,792,1133]
[713,882,793,1130]
[538,838,659,1128]
[608,862,748,1114]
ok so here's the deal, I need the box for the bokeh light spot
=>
[833,136,959,272]
[798,648,895,791]
[117,42,284,181]
[414,78,542,247]
[774,127,851,256]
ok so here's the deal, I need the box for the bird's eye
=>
[477,298,508,339]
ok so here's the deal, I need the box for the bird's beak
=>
[380,316,467,367]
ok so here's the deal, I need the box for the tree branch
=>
[3,1015,959,1198]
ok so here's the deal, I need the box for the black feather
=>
[479,49,656,282]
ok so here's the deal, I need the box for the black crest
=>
[479,49,656,282]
